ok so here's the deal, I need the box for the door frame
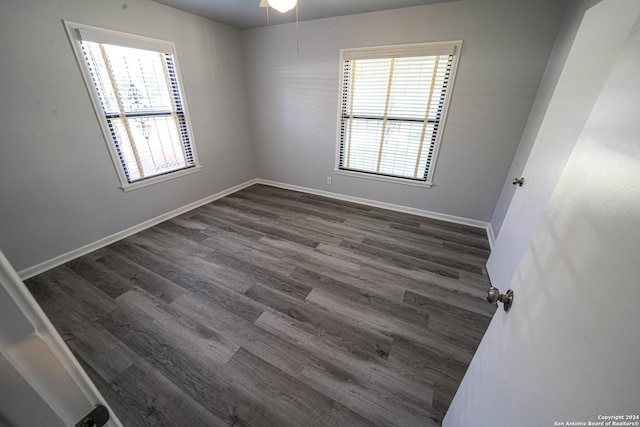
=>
[0,249,122,427]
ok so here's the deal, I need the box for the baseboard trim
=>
[19,177,493,280]
[18,179,258,280]
[256,179,490,231]
[486,223,496,250]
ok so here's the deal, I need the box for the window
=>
[64,22,200,191]
[337,41,462,186]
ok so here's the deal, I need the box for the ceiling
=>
[150,0,456,30]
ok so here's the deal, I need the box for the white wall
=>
[486,0,637,290]
[0,0,255,272]
[488,0,601,238]
[445,1,640,425]
[0,0,571,273]
[242,0,568,222]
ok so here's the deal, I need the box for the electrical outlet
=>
[326,176,332,185]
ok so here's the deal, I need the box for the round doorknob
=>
[487,287,501,304]
[486,287,514,312]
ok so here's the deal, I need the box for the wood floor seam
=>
[25,183,495,426]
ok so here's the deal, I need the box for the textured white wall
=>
[489,0,602,239]
[242,0,568,222]
[0,0,255,271]
[486,0,639,290]
[445,1,640,424]
[0,0,572,272]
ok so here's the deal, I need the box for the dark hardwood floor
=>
[25,184,495,426]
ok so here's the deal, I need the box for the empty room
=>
[1,0,638,426]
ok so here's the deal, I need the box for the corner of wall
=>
[17,179,259,280]
[486,223,496,250]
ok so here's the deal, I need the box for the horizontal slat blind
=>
[339,46,455,182]
[80,40,195,183]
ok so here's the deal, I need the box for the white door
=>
[0,250,122,427]
[444,2,640,425]
[486,0,640,290]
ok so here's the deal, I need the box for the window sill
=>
[121,166,202,192]
[333,169,433,188]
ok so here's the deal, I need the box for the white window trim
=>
[334,40,462,188]
[333,168,434,188]
[63,20,201,192]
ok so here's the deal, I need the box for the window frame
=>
[334,41,462,188]
[63,21,201,192]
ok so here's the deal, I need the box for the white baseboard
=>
[18,179,258,280]
[19,177,493,280]
[256,179,490,231]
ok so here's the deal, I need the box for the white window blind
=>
[338,41,461,184]
[64,22,199,190]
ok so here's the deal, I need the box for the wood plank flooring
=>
[25,184,495,426]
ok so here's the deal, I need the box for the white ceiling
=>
[150,0,456,30]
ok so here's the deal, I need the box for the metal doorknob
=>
[512,177,524,186]
[487,287,514,312]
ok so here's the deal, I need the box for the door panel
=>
[445,2,640,424]
[486,0,640,289]
[0,250,121,427]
